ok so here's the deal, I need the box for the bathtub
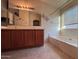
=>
[48,35,78,59]
[49,35,78,47]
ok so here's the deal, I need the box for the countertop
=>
[1,26,44,29]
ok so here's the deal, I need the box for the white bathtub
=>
[48,35,78,59]
[49,35,78,47]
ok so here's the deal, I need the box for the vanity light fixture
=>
[15,0,35,11]
[16,5,35,11]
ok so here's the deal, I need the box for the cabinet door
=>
[11,30,25,49]
[24,30,28,47]
[24,30,35,47]
[35,30,44,46]
[1,30,11,50]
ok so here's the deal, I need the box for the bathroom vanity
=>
[1,27,44,51]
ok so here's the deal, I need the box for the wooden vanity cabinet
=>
[1,30,11,50]
[24,30,35,47]
[1,29,44,51]
[35,30,44,46]
[11,30,25,49]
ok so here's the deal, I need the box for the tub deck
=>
[48,36,78,59]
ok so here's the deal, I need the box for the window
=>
[60,2,78,29]
[64,5,78,25]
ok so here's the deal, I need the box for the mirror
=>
[1,0,8,26]
[8,8,19,25]
[1,0,41,26]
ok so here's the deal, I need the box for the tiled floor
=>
[1,41,71,59]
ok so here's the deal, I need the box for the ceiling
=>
[9,0,69,16]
